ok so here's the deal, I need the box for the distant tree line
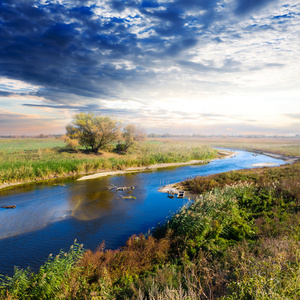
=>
[147,133,300,138]
[0,134,63,139]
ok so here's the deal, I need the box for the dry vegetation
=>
[152,136,300,158]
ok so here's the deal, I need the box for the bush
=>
[63,136,79,150]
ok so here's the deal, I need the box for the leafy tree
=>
[116,124,146,152]
[66,112,121,152]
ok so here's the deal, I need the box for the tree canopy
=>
[116,124,146,152]
[66,112,121,152]
[65,113,146,153]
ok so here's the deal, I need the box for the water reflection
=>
[0,173,149,240]
[0,185,71,240]
[68,174,146,221]
[69,177,115,220]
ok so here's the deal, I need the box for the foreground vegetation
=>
[1,160,300,299]
[0,139,217,185]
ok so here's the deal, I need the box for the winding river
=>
[0,149,287,275]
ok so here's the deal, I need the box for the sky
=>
[0,0,299,136]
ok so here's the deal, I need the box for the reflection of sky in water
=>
[0,186,71,240]
[0,149,287,275]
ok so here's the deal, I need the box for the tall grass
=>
[0,141,218,184]
[0,242,85,300]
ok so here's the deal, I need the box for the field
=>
[0,138,218,186]
[150,136,300,157]
[0,138,65,151]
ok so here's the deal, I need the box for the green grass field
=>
[0,138,65,151]
[0,139,218,185]
[1,136,299,186]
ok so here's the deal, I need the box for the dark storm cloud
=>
[0,0,287,103]
[0,91,14,97]
[235,0,278,15]
[0,0,144,100]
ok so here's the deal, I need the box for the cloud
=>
[0,91,13,97]
[22,102,141,118]
[147,121,300,135]
[0,0,295,103]
[176,59,242,73]
[1,1,140,100]
[0,0,225,102]
[0,0,299,135]
[0,109,65,134]
[285,113,300,120]
[235,0,279,16]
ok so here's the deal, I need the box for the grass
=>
[0,138,65,152]
[0,139,218,185]
[154,136,300,158]
[211,137,300,157]
[1,136,298,186]
[1,161,300,299]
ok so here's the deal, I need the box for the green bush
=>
[0,242,85,300]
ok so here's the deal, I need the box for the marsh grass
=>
[179,136,300,157]
[149,136,300,157]
[0,242,85,300]
[0,140,217,184]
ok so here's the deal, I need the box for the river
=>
[0,149,287,275]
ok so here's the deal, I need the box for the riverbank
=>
[157,136,300,158]
[0,142,219,191]
[158,149,291,198]
[223,148,299,163]
[0,149,233,190]
[77,149,235,181]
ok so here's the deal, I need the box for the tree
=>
[66,112,121,152]
[63,135,79,150]
[116,124,146,152]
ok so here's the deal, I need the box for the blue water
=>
[0,149,287,275]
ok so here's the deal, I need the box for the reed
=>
[0,140,218,184]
